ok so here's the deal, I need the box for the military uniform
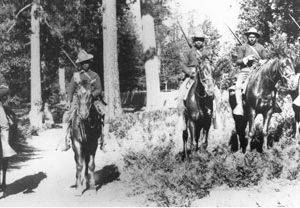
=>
[234,28,267,115]
[62,69,102,123]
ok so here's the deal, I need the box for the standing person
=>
[234,27,268,116]
[0,73,16,157]
[57,50,103,151]
[177,32,213,130]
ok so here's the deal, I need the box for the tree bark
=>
[142,14,161,110]
[103,0,122,119]
[29,0,43,128]
[129,0,143,42]
[58,66,66,104]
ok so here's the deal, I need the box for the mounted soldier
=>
[177,31,214,131]
[57,50,104,151]
[233,27,268,115]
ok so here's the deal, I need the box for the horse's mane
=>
[259,58,280,77]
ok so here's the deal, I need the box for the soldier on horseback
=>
[177,32,214,130]
[57,50,104,151]
[233,28,268,116]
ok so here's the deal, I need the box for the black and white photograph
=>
[0,0,300,207]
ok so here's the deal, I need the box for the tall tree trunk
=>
[129,0,142,42]
[142,14,161,110]
[58,69,66,104]
[103,0,122,119]
[29,0,42,128]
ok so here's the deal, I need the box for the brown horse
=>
[182,65,214,160]
[70,87,103,194]
[229,58,294,152]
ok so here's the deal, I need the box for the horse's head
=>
[278,57,295,87]
[195,61,214,97]
[76,85,93,120]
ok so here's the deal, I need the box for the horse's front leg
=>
[87,155,96,189]
[72,140,85,194]
[188,120,197,151]
[248,108,256,138]
[262,110,273,150]
[182,128,189,161]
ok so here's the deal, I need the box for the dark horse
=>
[229,58,294,153]
[0,106,17,198]
[182,65,214,160]
[70,87,103,194]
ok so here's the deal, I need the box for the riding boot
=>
[1,129,16,158]
[233,90,244,116]
[56,123,71,151]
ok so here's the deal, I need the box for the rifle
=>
[289,14,300,30]
[177,20,192,48]
[61,48,78,69]
[225,23,242,45]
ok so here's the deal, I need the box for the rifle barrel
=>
[289,14,300,30]
[61,49,78,69]
[225,23,242,45]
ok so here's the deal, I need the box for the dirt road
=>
[0,128,146,207]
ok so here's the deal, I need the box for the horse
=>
[70,86,103,194]
[0,106,17,198]
[229,58,295,153]
[182,63,214,160]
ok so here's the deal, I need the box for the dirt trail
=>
[1,124,300,207]
[0,128,146,207]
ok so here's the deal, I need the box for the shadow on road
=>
[95,164,120,191]
[0,171,47,199]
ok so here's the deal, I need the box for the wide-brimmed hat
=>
[191,32,206,41]
[244,28,260,38]
[75,50,94,63]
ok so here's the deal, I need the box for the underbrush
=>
[117,102,300,206]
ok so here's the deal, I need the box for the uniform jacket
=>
[67,69,102,102]
[236,42,267,68]
[180,47,210,76]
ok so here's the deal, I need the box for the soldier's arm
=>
[236,45,247,67]
[260,45,268,59]
[91,74,102,98]
[180,52,192,76]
